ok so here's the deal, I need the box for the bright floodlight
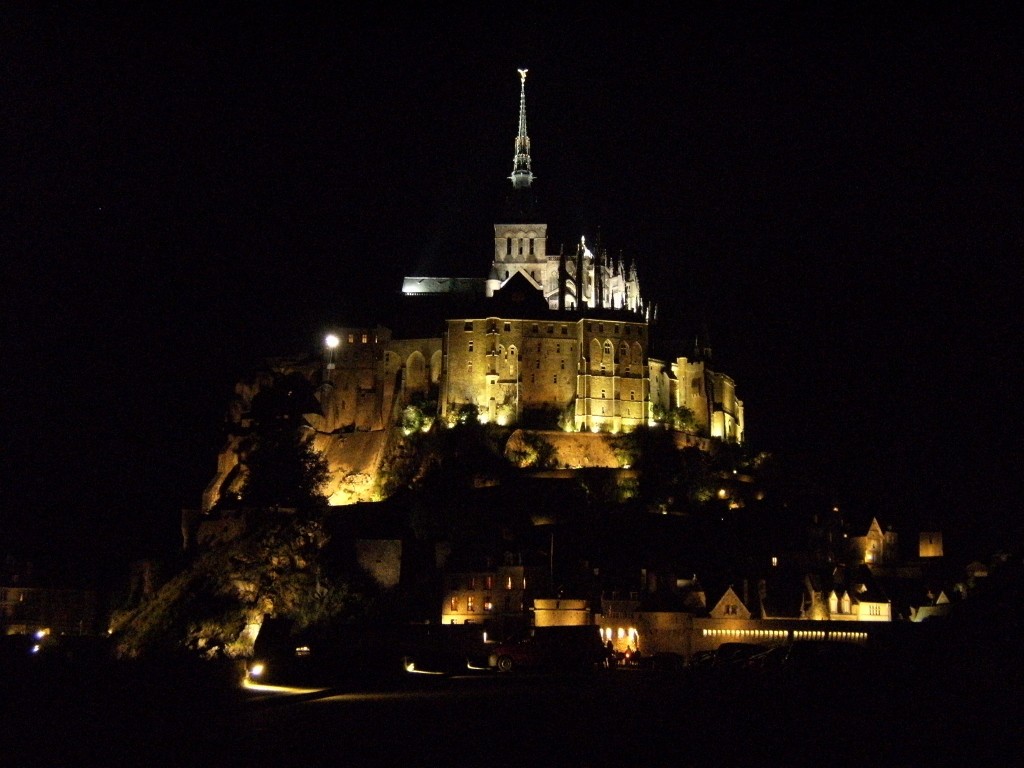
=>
[325,334,340,349]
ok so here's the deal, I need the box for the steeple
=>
[510,68,533,190]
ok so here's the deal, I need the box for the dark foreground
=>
[4,630,1021,768]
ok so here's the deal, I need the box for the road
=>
[5,659,1018,767]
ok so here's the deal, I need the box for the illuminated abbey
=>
[204,70,744,511]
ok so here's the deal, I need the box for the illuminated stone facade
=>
[441,314,650,432]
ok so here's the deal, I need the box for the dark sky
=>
[4,6,1021,576]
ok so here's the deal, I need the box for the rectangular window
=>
[553,375,557,384]
[348,333,355,344]
[361,333,368,343]
[468,341,474,352]
[561,325,568,335]
[467,596,475,612]
[464,321,473,331]
[467,361,473,373]
[486,576,494,590]
[556,344,561,353]
[529,238,535,255]
[532,324,539,333]
[484,600,493,612]
[504,322,511,332]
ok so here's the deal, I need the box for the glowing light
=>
[248,662,265,678]
[325,334,340,349]
[717,488,728,499]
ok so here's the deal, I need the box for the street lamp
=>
[325,334,340,370]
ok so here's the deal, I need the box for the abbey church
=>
[203,71,744,511]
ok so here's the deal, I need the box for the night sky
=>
[4,6,1020,579]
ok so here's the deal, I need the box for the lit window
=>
[486,576,494,590]
[484,600,493,612]
[467,596,475,612]
[450,596,458,612]
[348,333,355,344]
[506,577,513,590]
[361,334,368,344]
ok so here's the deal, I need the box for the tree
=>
[237,373,330,513]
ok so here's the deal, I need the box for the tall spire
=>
[510,68,533,190]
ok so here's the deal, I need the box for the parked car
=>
[488,625,606,673]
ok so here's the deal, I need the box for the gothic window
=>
[603,342,613,363]
[620,342,629,362]
[632,342,643,364]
